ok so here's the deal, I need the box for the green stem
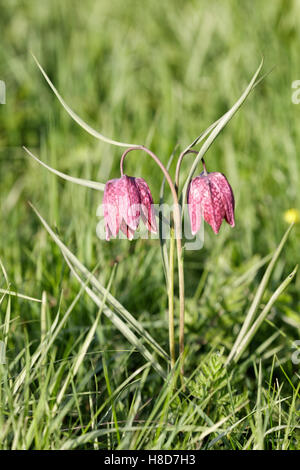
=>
[175,149,208,376]
[175,150,200,377]
[178,248,185,375]
[168,227,176,368]
[175,149,198,193]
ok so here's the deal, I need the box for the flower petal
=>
[118,175,141,231]
[120,220,135,240]
[135,177,157,233]
[209,172,235,227]
[105,222,113,241]
[103,179,121,238]
[188,171,233,235]
[203,176,225,234]
[187,177,203,235]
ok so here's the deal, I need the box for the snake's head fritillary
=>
[187,171,235,235]
[103,175,157,240]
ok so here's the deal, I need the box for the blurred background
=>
[0,0,299,365]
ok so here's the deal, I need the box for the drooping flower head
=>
[188,163,235,235]
[103,175,157,241]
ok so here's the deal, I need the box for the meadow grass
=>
[0,0,299,450]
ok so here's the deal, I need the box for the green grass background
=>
[0,0,299,449]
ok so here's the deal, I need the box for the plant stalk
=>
[168,227,176,368]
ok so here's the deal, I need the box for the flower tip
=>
[149,219,158,234]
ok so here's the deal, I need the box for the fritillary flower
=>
[188,166,235,235]
[103,175,157,240]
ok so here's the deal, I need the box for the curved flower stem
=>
[175,149,198,192]
[202,159,208,176]
[120,145,184,373]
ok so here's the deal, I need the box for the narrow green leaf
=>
[32,53,139,148]
[254,360,264,450]
[24,146,105,191]
[181,59,264,206]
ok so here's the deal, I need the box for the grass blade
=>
[13,283,86,395]
[227,223,294,365]
[233,265,298,363]
[52,263,117,413]
[254,360,264,450]
[29,203,169,362]
[0,288,41,303]
[63,253,166,378]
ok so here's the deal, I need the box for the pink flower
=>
[103,175,157,241]
[188,171,235,234]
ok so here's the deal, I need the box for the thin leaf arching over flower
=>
[32,53,139,149]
